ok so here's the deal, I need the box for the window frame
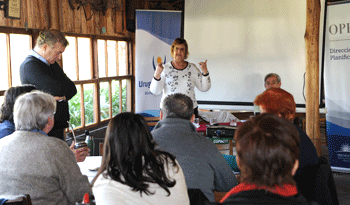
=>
[0,27,33,96]
[0,28,135,132]
[61,33,134,129]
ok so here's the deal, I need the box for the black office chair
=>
[2,194,32,205]
[295,156,339,205]
[314,156,339,205]
[187,189,209,205]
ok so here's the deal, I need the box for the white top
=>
[92,159,190,205]
[150,62,211,108]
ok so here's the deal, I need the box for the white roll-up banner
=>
[324,2,350,173]
[135,10,182,117]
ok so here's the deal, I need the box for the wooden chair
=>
[144,116,160,130]
[3,194,32,205]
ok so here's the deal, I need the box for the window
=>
[63,36,133,129]
[0,30,31,105]
[0,29,133,131]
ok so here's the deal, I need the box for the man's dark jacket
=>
[20,56,77,129]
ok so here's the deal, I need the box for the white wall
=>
[185,0,325,111]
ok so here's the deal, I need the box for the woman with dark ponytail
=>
[92,112,189,205]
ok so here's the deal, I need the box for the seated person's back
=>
[219,114,316,204]
[0,91,91,205]
[92,112,190,205]
[0,85,36,139]
[254,88,319,201]
[151,93,238,202]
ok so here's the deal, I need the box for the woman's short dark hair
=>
[170,38,189,59]
[235,113,300,187]
[0,85,37,123]
[92,112,178,196]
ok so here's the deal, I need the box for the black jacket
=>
[20,56,77,129]
[219,189,318,205]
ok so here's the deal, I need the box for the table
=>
[77,156,102,182]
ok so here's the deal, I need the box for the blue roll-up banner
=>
[135,10,182,117]
[324,2,350,173]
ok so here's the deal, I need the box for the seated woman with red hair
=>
[253,88,319,202]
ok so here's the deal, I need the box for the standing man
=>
[20,30,77,141]
[151,93,238,202]
[264,73,281,89]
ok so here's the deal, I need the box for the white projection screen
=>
[184,0,321,110]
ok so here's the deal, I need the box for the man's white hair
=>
[14,90,56,131]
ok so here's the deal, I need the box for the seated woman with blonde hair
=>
[92,112,189,205]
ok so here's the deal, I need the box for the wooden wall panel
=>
[81,8,88,35]
[18,0,27,28]
[85,5,94,34]
[106,8,114,35]
[33,0,41,28]
[0,9,5,26]
[74,6,83,34]
[116,10,123,34]
[60,0,74,33]
[0,13,11,27]
[0,0,128,37]
[99,12,107,35]
[43,0,51,29]
[49,0,59,29]
[94,12,101,35]
[26,0,34,28]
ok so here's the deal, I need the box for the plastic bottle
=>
[83,193,90,204]
[85,130,94,156]
[76,193,95,205]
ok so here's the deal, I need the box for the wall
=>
[0,0,128,37]
[184,0,326,111]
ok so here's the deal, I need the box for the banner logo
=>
[337,144,350,161]
[152,56,167,71]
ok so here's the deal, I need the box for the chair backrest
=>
[144,116,159,125]
[187,189,209,205]
[3,194,32,205]
[144,116,160,130]
[295,156,339,205]
[314,156,339,205]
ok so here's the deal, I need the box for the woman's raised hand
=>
[154,62,164,80]
[199,60,208,75]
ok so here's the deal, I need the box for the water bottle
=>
[76,193,95,205]
[85,130,94,156]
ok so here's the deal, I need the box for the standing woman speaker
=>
[150,38,211,118]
